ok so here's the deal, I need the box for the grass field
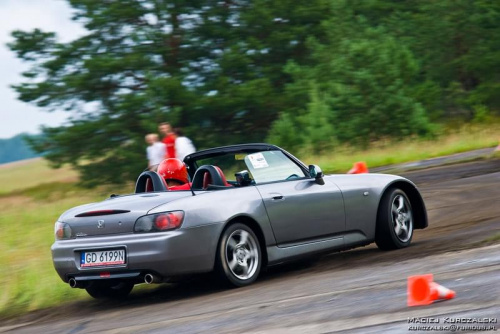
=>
[0,121,498,320]
[0,158,78,196]
[302,122,500,173]
[0,164,131,319]
[0,192,95,317]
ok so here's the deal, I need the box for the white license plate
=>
[80,249,126,267]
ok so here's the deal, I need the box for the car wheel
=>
[375,188,414,250]
[85,280,134,299]
[216,223,262,287]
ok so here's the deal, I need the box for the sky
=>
[0,0,86,139]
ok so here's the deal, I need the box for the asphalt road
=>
[3,159,500,334]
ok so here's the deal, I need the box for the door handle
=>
[272,195,284,200]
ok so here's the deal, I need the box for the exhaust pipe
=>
[68,278,85,288]
[144,273,161,284]
[69,278,77,288]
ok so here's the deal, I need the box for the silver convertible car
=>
[52,143,427,298]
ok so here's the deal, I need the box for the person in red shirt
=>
[158,122,177,159]
[156,158,192,191]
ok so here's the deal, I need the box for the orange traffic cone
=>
[407,274,456,307]
[347,161,369,174]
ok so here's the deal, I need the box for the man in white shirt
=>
[174,128,196,161]
[145,134,166,170]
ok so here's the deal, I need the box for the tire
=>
[85,280,134,299]
[216,223,262,287]
[375,188,414,250]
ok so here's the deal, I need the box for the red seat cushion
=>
[202,166,232,189]
[203,172,212,189]
[214,166,231,186]
[145,178,154,192]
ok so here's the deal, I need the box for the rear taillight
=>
[55,222,72,240]
[134,211,184,233]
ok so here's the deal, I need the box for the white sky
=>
[0,0,86,139]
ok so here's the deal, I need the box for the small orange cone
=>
[430,281,456,301]
[347,161,369,174]
[407,274,456,307]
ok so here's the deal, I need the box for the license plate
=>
[80,249,126,268]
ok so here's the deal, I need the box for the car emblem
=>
[76,232,87,237]
[97,220,105,228]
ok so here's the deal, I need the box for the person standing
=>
[145,134,166,170]
[158,122,176,159]
[174,128,196,161]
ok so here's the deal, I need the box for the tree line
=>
[0,134,40,164]
[9,0,500,185]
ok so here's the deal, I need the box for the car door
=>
[256,179,345,245]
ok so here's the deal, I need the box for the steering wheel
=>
[286,174,300,180]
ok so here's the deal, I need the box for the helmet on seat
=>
[157,159,189,184]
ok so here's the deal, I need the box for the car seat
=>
[192,165,231,190]
[135,171,169,193]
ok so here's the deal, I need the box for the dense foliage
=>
[9,0,500,184]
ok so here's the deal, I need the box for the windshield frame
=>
[183,144,310,183]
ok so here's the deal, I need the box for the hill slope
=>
[0,134,40,164]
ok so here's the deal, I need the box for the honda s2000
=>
[51,143,427,298]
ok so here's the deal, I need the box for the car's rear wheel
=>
[216,223,262,287]
[375,188,414,250]
[85,280,134,299]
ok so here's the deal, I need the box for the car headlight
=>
[55,221,72,240]
[134,211,184,232]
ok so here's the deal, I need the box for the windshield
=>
[244,151,305,183]
[192,150,306,185]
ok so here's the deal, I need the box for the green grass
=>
[0,121,499,319]
[483,233,500,244]
[0,158,78,195]
[0,163,131,319]
[301,122,500,173]
[0,192,99,318]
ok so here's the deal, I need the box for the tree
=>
[268,85,335,152]
[189,0,335,146]
[376,0,500,117]
[10,0,498,185]
[10,1,206,185]
[319,29,431,144]
[270,4,431,148]
[9,0,334,184]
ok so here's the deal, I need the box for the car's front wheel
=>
[375,188,414,250]
[85,280,134,299]
[216,223,262,287]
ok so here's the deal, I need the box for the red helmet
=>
[157,159,189,184]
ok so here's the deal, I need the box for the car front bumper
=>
[51,223,223,282]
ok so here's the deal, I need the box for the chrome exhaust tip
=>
[144,273,161,284]
[68,277,87,288]
[69,278,78,288]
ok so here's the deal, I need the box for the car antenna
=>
[184,162,196,196]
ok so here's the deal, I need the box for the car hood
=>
[59,191,192,238]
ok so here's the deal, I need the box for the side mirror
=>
[235,170,252,186]
[309,164,325,185]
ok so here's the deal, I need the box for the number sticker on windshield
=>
[247,153,269,169]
